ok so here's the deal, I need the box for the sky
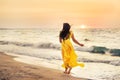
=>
[0,0,120,28]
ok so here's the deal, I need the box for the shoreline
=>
[0,52,89,80]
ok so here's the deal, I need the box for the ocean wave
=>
[89,46,120,56]
[35,43,60,50]
[0,40,60,50]
[0,41,34,47]
[0,40,120,56]
[90,46,109,54]
[0,40,93,52]
[110,49,120,56]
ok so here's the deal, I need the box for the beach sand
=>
[0,52,89,80]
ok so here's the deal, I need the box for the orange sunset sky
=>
[0,0,120,28]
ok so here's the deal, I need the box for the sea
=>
[0,27,120,80]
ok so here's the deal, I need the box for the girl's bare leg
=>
[67,67,72,74]
[64,67,68,74]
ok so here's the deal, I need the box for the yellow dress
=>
[61,31,84,68]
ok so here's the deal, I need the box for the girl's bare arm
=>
[71,33,84,46]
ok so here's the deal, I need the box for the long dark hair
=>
[59,23,71,40]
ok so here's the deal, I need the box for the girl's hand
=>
[80,44,84,46]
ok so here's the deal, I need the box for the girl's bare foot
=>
[64,71,68,74]
[67,71,70,74]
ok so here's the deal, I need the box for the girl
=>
[59,23,85,74]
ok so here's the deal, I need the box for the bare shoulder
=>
[70,31,73,35]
